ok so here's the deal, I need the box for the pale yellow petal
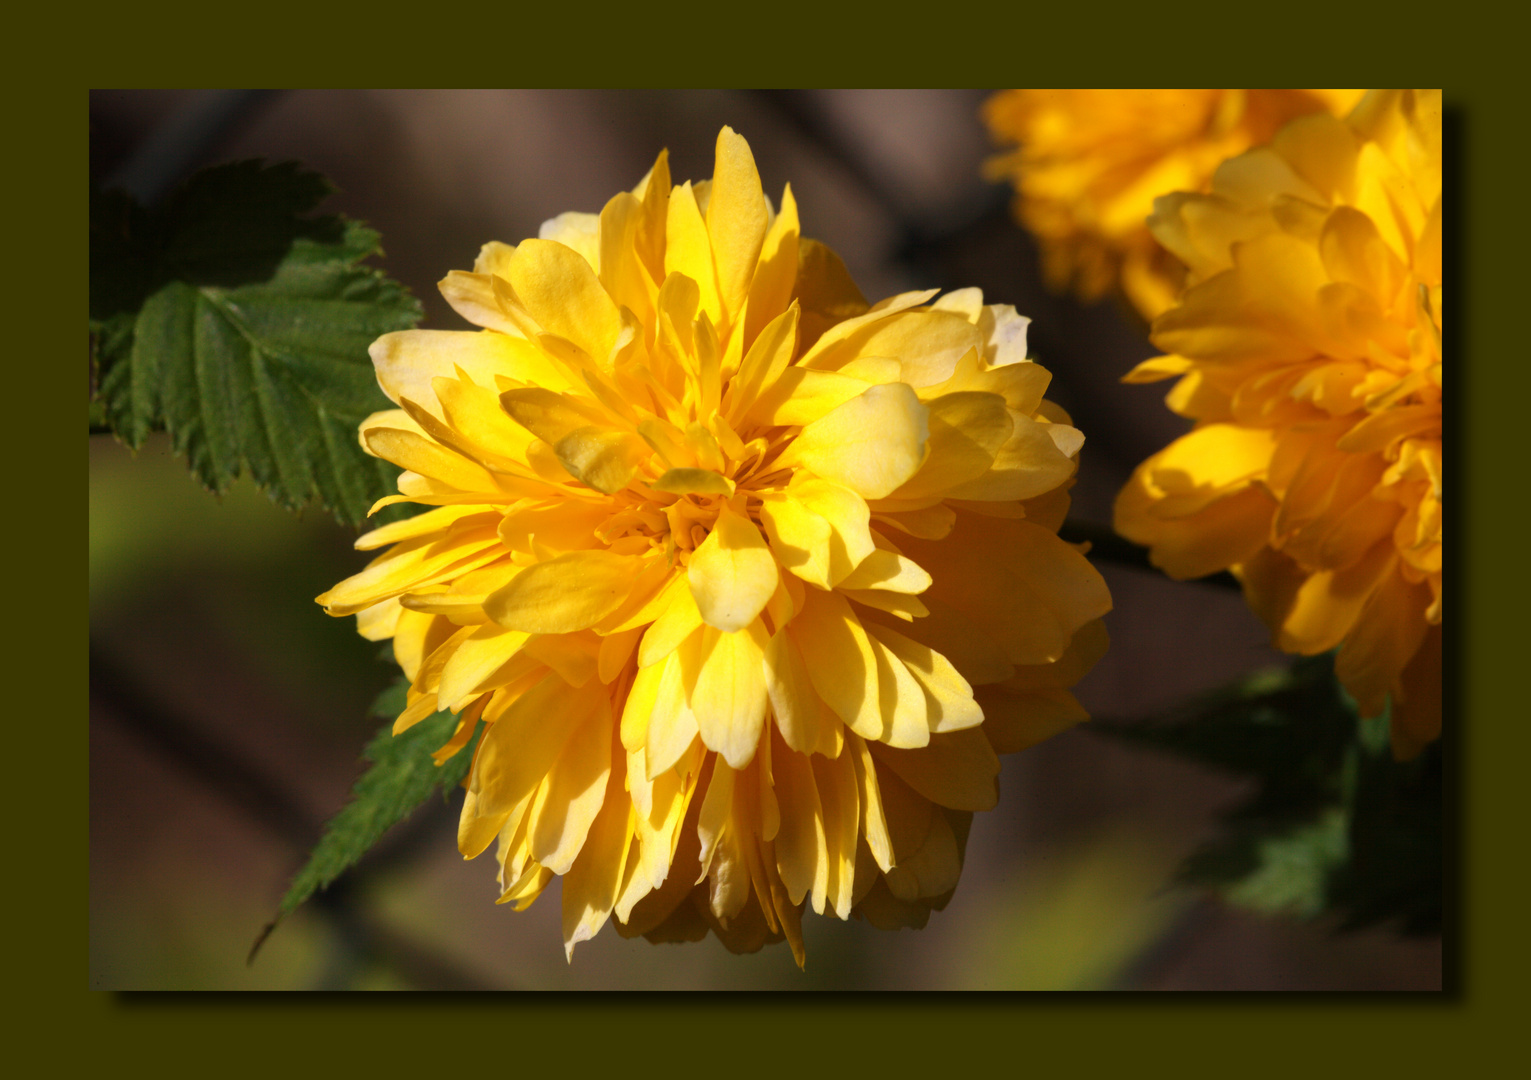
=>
[689,623,770,770]
[771,734,828,911]
[788,588,881,741]
[780,383,930,500]
[647,646,703,778]
[763,627,823,756]
[688,503,779,633]
[809,748,859,918]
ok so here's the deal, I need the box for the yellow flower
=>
[982,89,1365,319]
[1115,90,1442,757]
[317,128,1112,964]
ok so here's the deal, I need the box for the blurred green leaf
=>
[91,161,421,528]
[1331,724,1443,935]
[271,678,480,925]
[1094,654,1441,934]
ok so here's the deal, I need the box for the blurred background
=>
[89,89,1442,990]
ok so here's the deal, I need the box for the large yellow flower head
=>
[318,128,1111,964]
[1115,90,1442,757]
[982,89,1365,320]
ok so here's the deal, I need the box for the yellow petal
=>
[781,383,930,500]
[742,185,800,351]
[688,503,779,632]
[555,426,650,494]
[651,468,735,496]
[763,626,823,755]
[689,623,770,770]
[1116,473,1277,581]
[788,588,881,741]
[846,732,893,872]
[870,727,999,812]
[706,127,769,326]
[370,330,565,420]
[529,704,614,876]
[664,182,723,327]
[868,629,930,749]
[746,366,875,428]
[537,211,601,273]
[696,757,735,882]
[892,391,1013,500]
[355,597,404,642]
[898,514,1112,666]
[620,660,665,752]
[647,648,702,778]
[354,504,496,552]
[942,412,1078,503]
[472,240,516,278]
[812,308,982,388]
[1142,424,1279,518]
[502,238,623,366]
[523,631,600,688]
[727,301,800,425]
[797,289,939,368]
[771,734,828,910]
[1122,354,1194,385]
[758,491,833,589]
[1278,540,1395,655]
[882,802,962,902]
[317,527,504,616]
[469,674,605,823]
[484,550,641,634]
[560,734,633,960]
[638,572,704,667]
[498,386,609,445]
[437,624,531,712]
[784,479,875,588]
[597,626,642,685]
[866,622,981,733]
[437,271,523,336]
[809,748,860,918]
[362,426,500,494]
[836,547,931,595]
[976,685,1089,753]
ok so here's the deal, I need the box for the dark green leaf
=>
[1331,731,1442,935]
[277,677,481,920]
[91,161,421,527]
[1093,653,1441,934]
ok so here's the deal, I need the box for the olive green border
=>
[63,29,1515,1076]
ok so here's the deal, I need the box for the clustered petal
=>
[1114,90,1442,758]
[982,89,1365,319]
[319,128,1111,963]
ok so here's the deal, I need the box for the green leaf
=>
[273,678,481,924]
[91,161,422,528]
[1331,730,1442,935]
[1093,653,1441,934]
[1211,808,1349,919]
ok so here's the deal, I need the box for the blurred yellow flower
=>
[1115,90,1442,757]
[982,89,1365,320]
[318,128,1111,964]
